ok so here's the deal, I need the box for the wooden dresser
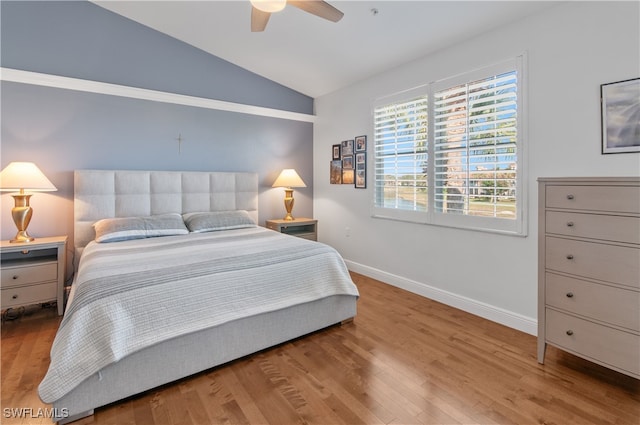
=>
[538,177,639,378]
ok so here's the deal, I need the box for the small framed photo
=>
[601,78,640,154]
[355,152,366,188]
[355,168,366,189]
[342,155,353,169]
[341,139,354,156]
[342,168,354,184]
[332,144,341,160]
[330,160,342,184]
[355,135,367,152]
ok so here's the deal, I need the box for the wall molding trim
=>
[345,259,537,336]
[0,67,316,123]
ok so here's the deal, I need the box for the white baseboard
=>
[345,260,537,336]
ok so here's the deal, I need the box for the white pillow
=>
[93,213,188,243]
[182,210,256,233]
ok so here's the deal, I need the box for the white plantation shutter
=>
[372,56,526,235]
[373,93,429,222]
[433,71,517,219]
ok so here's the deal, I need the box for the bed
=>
[38,170,359,424]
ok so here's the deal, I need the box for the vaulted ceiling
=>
[94,1,559,98]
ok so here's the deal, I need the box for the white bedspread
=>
[38,227,358,403]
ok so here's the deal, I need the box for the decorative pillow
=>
[183,210,256,233]
[94,213,189,243]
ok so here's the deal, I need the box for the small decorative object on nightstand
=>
[272,169,306,221]
[266,218,317,241]
[0,162,57,243]
[1,236,67,315]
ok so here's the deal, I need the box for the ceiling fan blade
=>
[288,0,344,23]
[251,6,271,32]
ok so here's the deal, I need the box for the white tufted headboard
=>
[74,170,258,255]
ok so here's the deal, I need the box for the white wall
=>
[313,1,640,334]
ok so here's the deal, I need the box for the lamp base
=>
[283,188,295,221]
[11,230,34,243]
[9,193,35,243]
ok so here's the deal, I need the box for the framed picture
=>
[355,152,366,188]
[355,135,367,152]
[342,168,354,184]
[332,144,341,160]
[330,160,342,184]
[341,139,354,156]
[601,78,640,154]
[342,155,353,169]
[355,169,366,189]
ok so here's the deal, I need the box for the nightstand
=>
[265,218,318,241]
[1,236,67,315]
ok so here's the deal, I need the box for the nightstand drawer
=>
[1,281,58,309]
[545,273,639,331]
[546,309,640,376]
[546,185,640,213]
[294,233,317,241]
[545,236,640,288]
[546,211,640,244]
[1,262,58,288]
[265,218,317,241]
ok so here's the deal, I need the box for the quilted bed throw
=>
[38,227,359,403]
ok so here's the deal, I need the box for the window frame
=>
[371,55,528,236]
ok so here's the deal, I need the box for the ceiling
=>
[93,1,559,98]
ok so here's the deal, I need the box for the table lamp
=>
[272,169,306,221]
[0,162,57,243]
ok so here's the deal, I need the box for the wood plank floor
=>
[2,272,638,424]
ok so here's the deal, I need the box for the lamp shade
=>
[272,169,306,188]
[0,162,57,192]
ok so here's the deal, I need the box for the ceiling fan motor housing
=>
[251,0,286,13]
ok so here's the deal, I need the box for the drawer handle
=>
[566,330,574,336]
[566,292,574,298]
[12,294,18,300]
[566,194,574,200]
[566,222,574,227]
[12,275,18,280]
[566,254,574,260]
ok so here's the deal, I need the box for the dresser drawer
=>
[546,273,639,331]
[1,262,58,288]
[546,185,640,213]
[1,281,58,309]
[546,309,639,376]
[546,211,640,244]
[545,237,640,288]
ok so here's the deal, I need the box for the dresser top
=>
[538,176,640,184]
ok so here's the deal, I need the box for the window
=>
[372,57,526,235]
[373,90,429,222]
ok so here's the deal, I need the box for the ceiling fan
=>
[250,0,344,32]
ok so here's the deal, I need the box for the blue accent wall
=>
[1,1,313,114]
[0,1,315,243]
